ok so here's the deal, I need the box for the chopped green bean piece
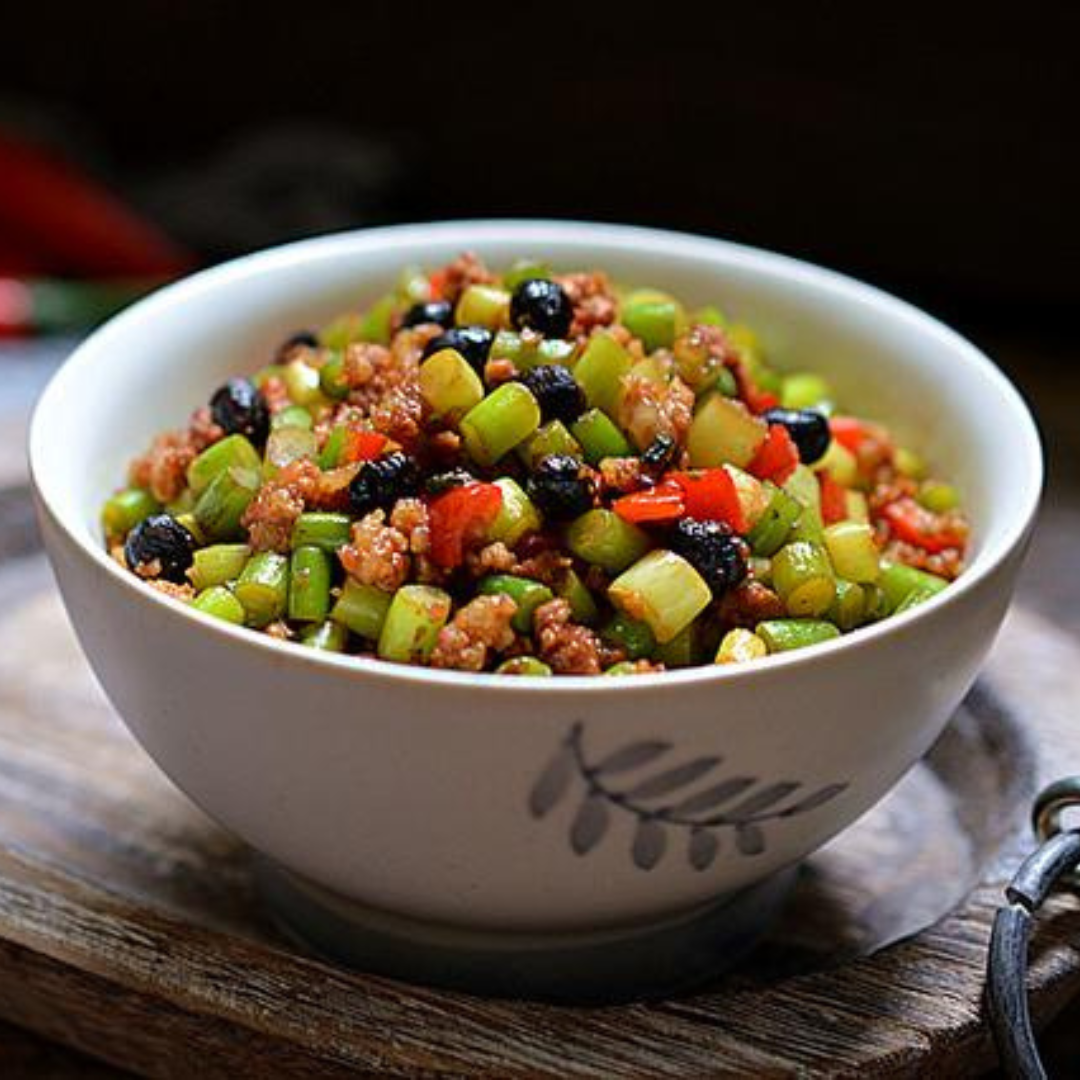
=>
[460,382,541,465]
[503,259,551,292]
[824,521,881,583]
[478,575,553,633]
[604,661,649,676]
[318,425,349,470]
[234,552,290,628]
[654,621,699,668]
[814,440,858,487]
[282,358,323,406]
[687,393,768,468]
[378,585,452,663]
[894,586,939,614]
[772,540,836,617]
[601,612,657,660]
[781,372,832,410]
[828,579,867,631]
[716,627,768,664]
[571,408,632,463]
[566,509,650,573]
[495,657,553,676]
[757,619,841,653]
[693,304,728,327]
[192,464,260,541]
[397,264,432,304]
[272,404,314,431]
[556,567,600,626]
[894,447,926,479]
[747,483,802,556]
[187,434,261,496]
[319,352,350,400]
[517,419,582,468]
[319,312,364,350]
[189,543,251,590]
[878,562,949,613]
[289,545,332,622]
[358,294,397,345]
[102,488,160,539]
[264,426,318,476]
[488,477,542,547]
[609,549,711,644]
[301,619,349,652]
[489,330,578,371]
[291,512,352,553]
[455,284,511,329]
[420,348,485,421]
[331,579,393,639]
[573,331,631,418]
[784,465,826,543]
[622,290,686,352]
[190,586,246,625]
[918,480,960,513]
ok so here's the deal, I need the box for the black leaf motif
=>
[595,740,672,777]
[632,819,667,870]
[779,783,849,817]
[528,742,578,819]
[736,823,766,856]
[570,794,610,855]
[688,827,719,871]
[624,757,722,801]
[726,782,802,822]
[670,776,756,816]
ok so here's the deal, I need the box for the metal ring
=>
[1033,777,1080,887]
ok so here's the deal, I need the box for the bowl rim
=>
[29,218,1044,695]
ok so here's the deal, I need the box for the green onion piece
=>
[828,579,866,631]
[894,587,939,614]
[784,465,826,544]
[190,585,246,625]
[234,552,290,628]
[894,447,926,480]
[489,331,578,372]
[654,621,700,668]
[319,352,350,400]
[419,348,485,421]
[102,488,160,539]
[455,284,511,330]
[517,419,582,469]
[878,562,949,613]
[503,259,551,292]
[713,367,739,397]
[846,490,870,523]
[495,656,553,676]
[289,545,332,622]
[318,426,349,470]
[173,512,205,545]
[378,585,452,663]
[604,661,649,676]
[608,549,712,644]
[862,583,889,622]
[573,331,631,418]
[622,290,686,352]
[319,313,364,350]
[487,477,542,547]
[715,627,768,664]
[478,575,552,634]
[571,408,632,463]
[189,543,251,590]
[331,579,393,639]
[687,393,768,469]
[918,480,960,513]
[192,464,260,541]
[271,404,314,431]
[264,426,318,477]
[282,358,323,406]
[757,619,841,653]
[693,304,728,328]
[771,540,837,618]
[781,373,832,411]
[823,521,881,583]
[291,512,353,553]
[566,509,651,573]
[813,440,858,487]
[460,382,541,466]
[300,619,349,652]
[187,434,261,496]
[397,264,432,304]
[747,483,803,556]
[358,294,397,345]
[601,612,657,660]
[556,567,600,626]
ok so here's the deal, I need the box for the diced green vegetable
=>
[288,545,332,622]
[749,555,772,585]
[687,393,768,468]
[495,657,553,676]
[655,621,699,668]
[378,585,452,663]
[573,331,631,418]
[455,284,511,329]
[894,587,938,614]
[566,509,650,573]
[271,404,314,431]
[918,481,960,513]
[282,358,323,407]
[601,612,656,660]
[187,434,261,496]
[301,619,349,652]
[419,348,485,421]
[252,364,284,389]
[489,330,578,371]
[894,446,926,479]
[102,488,160,539]
[813,440,858,487]
[757,619,841,652]
[190,585,245,625]
[234,552,290,628]
[264,426,318,476]
[487,477,542,546]
[608,549,712,644]
[823,521,881,583]
[784,465,825,543]
[478,575,553,633]
[846,490,869,523]
[319,351,350,400]
[291,512,352,553]
[772,540,836,617]
[716,627,768,664]
[318,426,348,470]
[319,313,365,350]
[503,259,551,292]
[189,543,251,590]
[571,408,632,463]
[331,579,393,639]
[693,304,728,327]
[828,579,866,631]
[460,383,541,465]
[622,290,686,352]
[556,567,600,626]
[358,294,396,345]
[192,464,260,541]
[397,264,432,305]
[781,372,832,411]
[747,483,803,556]
[517,419,582,468]
[726,466,772,529]
[878,562,949,613]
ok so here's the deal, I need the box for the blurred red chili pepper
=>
[342,430,388,464]
[429,482,503,568]
[747,424,800,484]
[880,497,966,553]
[668,468,747,532]
[818,472,848,525]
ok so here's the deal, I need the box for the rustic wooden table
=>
[0,329,1077,1077]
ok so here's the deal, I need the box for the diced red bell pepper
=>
[747,424,800,484]
[818,472,849,525]
[729,357,779,415]
[342,430,388,464]
[429,482,504,568]
[612,480,685,525]
[427,269,448,301]
[880,497,967,554]
[829,416,872,454]
[668,468,747,533]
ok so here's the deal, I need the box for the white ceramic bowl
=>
[30,221,1041,939]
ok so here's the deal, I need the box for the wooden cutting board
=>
[0,544,1079,1078]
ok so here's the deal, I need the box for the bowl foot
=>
[254,857,797,1003]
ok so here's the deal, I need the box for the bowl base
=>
[254,857,797,1004]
